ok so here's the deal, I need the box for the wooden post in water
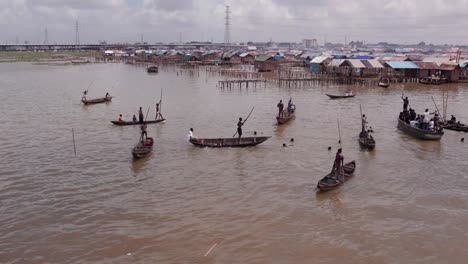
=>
[72,128,76,156]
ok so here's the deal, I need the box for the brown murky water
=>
[1,62,468,263]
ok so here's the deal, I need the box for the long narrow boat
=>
[189,136,270,148]
[326,94,355,99]
[111,119,165,126]
[81,97,112,105]
[358,133,376,149]
[397,118,444,140]
[147,65,159,73]
[443,123,468,132]
[378,82,390,88]
[277,110,295,125]
[132,137,154,159]
[317,161,356,191]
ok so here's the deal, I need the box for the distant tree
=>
[417,41,426,46]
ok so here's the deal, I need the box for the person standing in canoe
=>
[361,114,367,132]
[140,123,147,143]
[132,115,137,122]
[277,100,284,117]
[401,95,409,111]
[237,117,244,140]
[332,148,344,179]
[155,102,164,120]
[82,90,88,101]
[138,107,144,123]
[105,92,110,99]
[118,114,123,123]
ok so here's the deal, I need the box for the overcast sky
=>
[1,0,467,45]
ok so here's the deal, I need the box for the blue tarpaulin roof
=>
[353,55,373,60]
[385,61,419,69]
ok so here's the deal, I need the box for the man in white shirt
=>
[187,128,194,141]
[422,109,431,129]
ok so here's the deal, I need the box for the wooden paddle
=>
[232,106,255,137]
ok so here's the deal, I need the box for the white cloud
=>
[0,0,467,44]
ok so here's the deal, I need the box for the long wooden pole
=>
[144,105,150,121]
[431,96,444,122]
[232,106,255,137]
[72,128,76,156]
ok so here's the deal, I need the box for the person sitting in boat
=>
[132,115,137,122]
[409,108,416,121]
[105,92,110,99]
[331,148,344,179]
[237,118,244,140]
[187,128,195,141]
[429,118,435,131]
[138,107,144,123]
[140,123,147,143]
[118,114,123,123]
[449,115,457,124]
[277,100,284,117]
[155,102,164,120]
[345,90,353,96]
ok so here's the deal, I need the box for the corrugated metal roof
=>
[422,57,451,66]
[329,59,345,67]
[346,59,366,68]
[438,63,459,71]
[255,55,273,62]
[310,55,330,64]
[367,59,384,68]
[414,61,438,70]
[239,52,251,57]
[385,61,419,69]
[354,55,373,60]
[381,56,409,61]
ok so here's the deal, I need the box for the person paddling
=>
[140,123,147,143]
[331,148,344,180]
[155,102,164,120]
[237,117,244,141]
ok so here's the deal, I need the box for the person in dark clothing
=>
[140,123,147,143]
[277,100,284,117]
[401,96,409,111]
[409,108,416,121]
[138,107,144,123]
[450,115,457,124]
[332,148,344,180]
[237,117,243,140]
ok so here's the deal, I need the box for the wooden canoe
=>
[189,136,271,148]
[358,133,376,149]
[147,66,159,73]
[111,119,165,126]
[277,110,295,125]
[81,97,112,105]
[397,118,444,140]
[443,123,468,132]
[326,94,355,99]
[317,161,356,191]
[132,137,154,159]
[378,82,390,88]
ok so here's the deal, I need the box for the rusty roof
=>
[414,62,438,70]
[438,63,459,71]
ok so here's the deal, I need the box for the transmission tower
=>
[75,21,80,45]
[44,28,49,45]
[224,5,231,44]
